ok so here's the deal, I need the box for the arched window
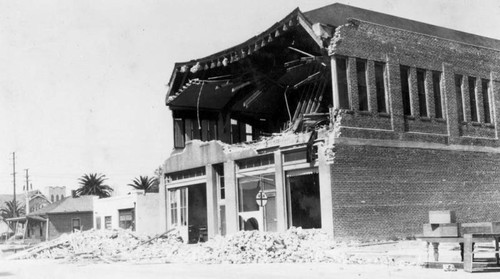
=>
[56,195,59,201]
[51,195,54,202]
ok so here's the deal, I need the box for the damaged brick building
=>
[160,3,500,240]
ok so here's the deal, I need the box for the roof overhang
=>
[6,215,47,222]
[165,8,326,106]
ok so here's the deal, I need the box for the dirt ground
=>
[0,259,498,279]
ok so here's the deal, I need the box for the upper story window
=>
[468,77,478,122]
[374,62,387,113]
[237,154,274,170]
[356,59,368,111]
[174,118,185,149]
[455,75,465,122]
[400,66,411,116]
[336,56,350,109]
[416,69,427,117]
[173,115,218,149]
[482,79,492,124]
[231,119,240,144]
[167,167,206,182]
[432,71,443,119]
[214,164,225,200]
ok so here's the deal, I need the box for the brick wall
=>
[47,212,93,240]
[330,144,500,240]
[329,19,500,147]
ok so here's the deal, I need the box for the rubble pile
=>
[8,229,183,263]
[180,227,338,264]
[8,228,413,265]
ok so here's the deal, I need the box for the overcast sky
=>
[1,0,499,195]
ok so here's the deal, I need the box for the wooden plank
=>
[310,76,327,113]
[429,210,456,224]
[423,223,459,237]
[302,77,320,115]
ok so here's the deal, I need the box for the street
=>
[0,260,497,279]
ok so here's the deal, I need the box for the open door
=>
[169,184,207,243]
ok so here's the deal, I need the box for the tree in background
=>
[0,200,26,230]
[75,173,113,198]
[128,176,159,193]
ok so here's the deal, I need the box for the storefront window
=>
[238,174,276,232]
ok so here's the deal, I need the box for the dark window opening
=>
[188,184,208,243]
[417,69,427,117]
[469,77,478,122]
[205,119,218,141]
[214,164,225,200]
[375,62,387,113]
[455,75,465,122]
[287,171,321,229]
[433,71,443,119]
[72,218,81,232]
[231,119,240,144]
[283,149,307,163]
[167,167,206,181]
[119,209,135,231]
[356,59,368,111]
[184,119,193,142]
[400,66,411,115]
[237,154,274,169]
[482,79,491,124]
[173,118,185,149]
[336,57,350,109]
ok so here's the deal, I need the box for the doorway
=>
[169,183,207,243]
[286,170,321,229]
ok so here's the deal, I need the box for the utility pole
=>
[25,169,30,215]
[11,152,17,217]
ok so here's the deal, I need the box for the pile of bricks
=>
[8,227,416,265]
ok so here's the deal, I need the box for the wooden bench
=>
[463,233,500,273]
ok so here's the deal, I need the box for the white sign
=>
[256,191,268,207]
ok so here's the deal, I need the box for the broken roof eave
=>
[165,8,324,104]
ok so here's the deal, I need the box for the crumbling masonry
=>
[160,3,500,240]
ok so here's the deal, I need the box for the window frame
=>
[72,218,81,232]
[482,79,492,124]
[356,59,368,111]
[468,76,478,122]
[432,71,443,119]
[374,61,388,113]
[416,68,427,117]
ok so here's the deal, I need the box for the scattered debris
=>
[443,264,457,272]
[7,227,419,266]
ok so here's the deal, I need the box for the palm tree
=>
[76,173,113,198]
[0,200,26,230]
[128,176,159,193]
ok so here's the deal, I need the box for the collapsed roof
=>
[165,3,500,136]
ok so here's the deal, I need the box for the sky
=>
[1,0,499,195]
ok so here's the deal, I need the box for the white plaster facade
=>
[93,191,161,235]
